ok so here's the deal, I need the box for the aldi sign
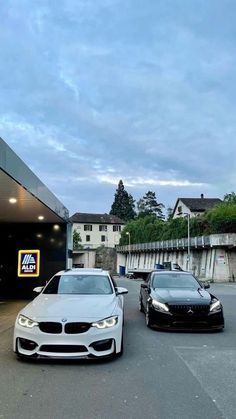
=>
[18,250,40,277]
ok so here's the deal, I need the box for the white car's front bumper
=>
[14,318,123,359]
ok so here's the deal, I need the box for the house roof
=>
[70,212,125,224]
[173,198,222,214]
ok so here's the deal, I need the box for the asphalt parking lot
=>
[1,278,236,419]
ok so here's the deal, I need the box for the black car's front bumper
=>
[149,306,224,331]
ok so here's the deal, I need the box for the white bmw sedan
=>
[13,268,128,360]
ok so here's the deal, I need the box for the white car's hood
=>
[20,294,118,321]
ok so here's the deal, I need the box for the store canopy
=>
[0,138,69,223]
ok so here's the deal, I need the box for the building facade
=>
[70,213,125,269]
[70,213,125,249]
[172,194,222,219]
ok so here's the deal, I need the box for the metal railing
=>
[116,233,236,253]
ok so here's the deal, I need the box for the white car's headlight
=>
[18,315,39,328]
[92,316,118,329]
[209,300,221,312]
[151,299,169,312]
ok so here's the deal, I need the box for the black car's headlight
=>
[18,315,39,328]
[92,316,118,329]
[209,300,221,312]
[151,298,169,313]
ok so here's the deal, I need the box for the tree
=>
[224,192,236,204]
[205,203,236,233]
[137,191,165,219]
[73,229,82,250]
[119,214,164,245]
[166,207,173,221]
[110,180,136,221]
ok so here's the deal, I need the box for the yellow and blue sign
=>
[18,250,40,277]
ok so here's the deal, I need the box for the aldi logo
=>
[18,250,40,277]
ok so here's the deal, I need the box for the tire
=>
[145,305,154,328]
[139,295,144,312]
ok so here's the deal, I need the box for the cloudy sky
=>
[0,0,235,216]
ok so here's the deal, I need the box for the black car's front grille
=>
[64,322,91,334]
[169,304,209,315]
[40,345,87,353]
[39,322,62,334]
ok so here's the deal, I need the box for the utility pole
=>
[126,231,131,269]
[186,213,190,271]
[177,212,191,271]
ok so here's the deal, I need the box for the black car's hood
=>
[152,288,211,304]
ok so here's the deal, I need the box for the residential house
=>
[172,194,222,219]
[70,212,125,268]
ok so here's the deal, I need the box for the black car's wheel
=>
[139,295,144,312]
[145,305,154,328]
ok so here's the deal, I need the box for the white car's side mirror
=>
[33,286,44,293]
[115,287,128,295]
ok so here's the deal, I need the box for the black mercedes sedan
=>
[139,271,224,331]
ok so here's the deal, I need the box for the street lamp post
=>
[126,231,131,269]
[186,213,190,271]
[178,212,191,271]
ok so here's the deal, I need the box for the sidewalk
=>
[0,300,28,333]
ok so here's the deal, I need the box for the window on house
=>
[101,235,106,242]
[86,235,90,242]
[113,225,121,232]
[177,206,182,214]
[84,225,92,231]
[99,225,107,232]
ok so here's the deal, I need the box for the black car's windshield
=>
[152,273,199,289]
[43,275,113,295]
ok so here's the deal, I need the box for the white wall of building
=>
[73,250,96,268]
[73,222,124,249]
[173,199,202,219]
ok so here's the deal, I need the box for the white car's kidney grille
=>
[64,322,91,334]
[38,322,91,334]
[39,322,62,334]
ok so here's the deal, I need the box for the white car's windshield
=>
[43,274,113,295]
[152,273,199,289]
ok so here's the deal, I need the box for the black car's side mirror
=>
[141,283,148,289]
